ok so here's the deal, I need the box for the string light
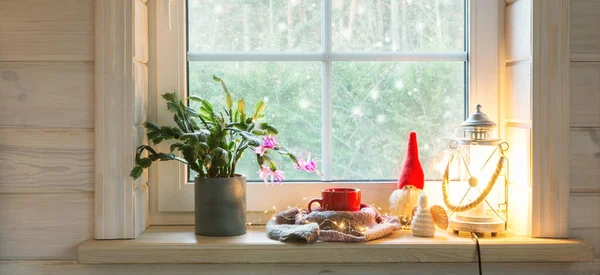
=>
[254,205,394,237]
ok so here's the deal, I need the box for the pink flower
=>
[294,154,318,173]
[254,135,278,156]
[257,164,285,184]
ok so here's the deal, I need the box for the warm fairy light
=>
[272,206,277,210]
[263,210,268,213]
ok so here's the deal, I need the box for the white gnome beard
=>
[389,186,423,222]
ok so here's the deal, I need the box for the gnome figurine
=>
[389,132,425,223]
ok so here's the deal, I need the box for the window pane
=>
[188,62,322,181]
[331,62,464,180]
[188,0,321,52]
[332,0,465,52]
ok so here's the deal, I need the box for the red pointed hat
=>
[397,132,425,190]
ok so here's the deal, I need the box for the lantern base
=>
[449,216,505,237]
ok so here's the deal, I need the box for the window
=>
[154,0,496,213]
[187,0,466,182]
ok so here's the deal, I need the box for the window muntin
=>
[186,0,466,182]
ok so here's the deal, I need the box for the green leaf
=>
[180,133,199,146]
[189,118,200,130]
[139,145,157,155]
[227,122,246,130]
[147,130,160,140]
[188,95,204,102]
[251,129,266,136]
[252,100,266,121]
[166,101,179,113]
[186,108,199,117]
[265,125,278,135]
[170,143,185,153]
[213,75,230,94]
[206,135,219,148]
[152,137,164,145]
[154,153,187,163]
[201,100,214,113]
[130,166,144,179]
[144,121,160,131]
[212,147,229,166]
[198,142,209,152]
[161,92,175,102]
[138,158,152,168]
[237,131,260,146]
[181,146,201,173]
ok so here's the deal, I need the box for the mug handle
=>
[307,198,323,213]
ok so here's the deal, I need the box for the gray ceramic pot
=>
[194,175,246,236]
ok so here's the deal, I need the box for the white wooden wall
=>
[0,0,598,274]
[568,0,600,261]
[0,0,95,261]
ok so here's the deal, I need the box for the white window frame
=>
[95,0,570,239]
[153,0,499,213]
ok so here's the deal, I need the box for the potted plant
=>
[130,76,318,236]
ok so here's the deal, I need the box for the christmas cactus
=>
[130,76,318,183]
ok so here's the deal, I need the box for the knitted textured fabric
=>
[411,194,436,237]
[266,206,401,243]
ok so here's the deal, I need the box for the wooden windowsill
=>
[77,226,593,264]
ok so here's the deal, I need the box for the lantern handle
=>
[499,142,510,153]
[449,140,458,150]
[442,153,505,212]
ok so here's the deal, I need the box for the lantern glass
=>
[452,143,504,221]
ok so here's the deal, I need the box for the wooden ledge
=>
[78,226,593,264]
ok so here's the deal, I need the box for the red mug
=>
[308,188,361,212]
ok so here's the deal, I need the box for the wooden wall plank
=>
[569,193,600,229]
[570,128,600,192]
[1,260,599,275]
[570,0,600,61]
[0,193,93,259]
[0,0,94,61]
[569,193,600,258]
[571,62,600,127]
[0,62,94,128]
[0,128,93,193]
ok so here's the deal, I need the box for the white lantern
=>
[442,105,509,237]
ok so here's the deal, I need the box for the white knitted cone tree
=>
[411,194,436,237]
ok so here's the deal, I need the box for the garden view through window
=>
[187,0,466,181]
